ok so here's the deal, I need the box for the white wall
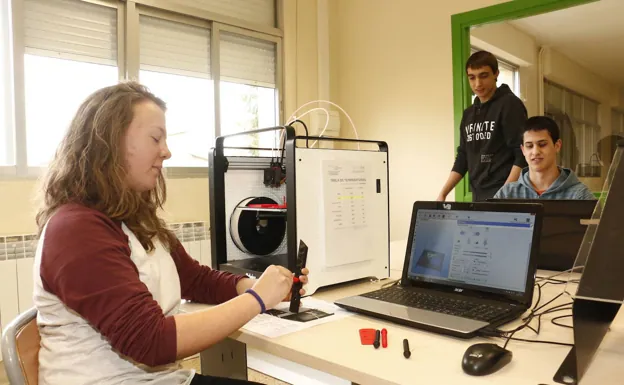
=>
[329,0,508,241]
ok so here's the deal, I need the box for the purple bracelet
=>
[245,289,266,313]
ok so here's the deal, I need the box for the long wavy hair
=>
[36,81,176,252]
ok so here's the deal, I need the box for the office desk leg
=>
[200,338,248,380]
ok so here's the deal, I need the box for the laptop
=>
[488,199,596,271]
[335,201,543,338]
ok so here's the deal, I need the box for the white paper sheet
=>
[241,298,354,338]
[321,160,375,267]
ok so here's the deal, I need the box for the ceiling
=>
[510,0,624,87]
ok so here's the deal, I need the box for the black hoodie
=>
[452,84,528,191]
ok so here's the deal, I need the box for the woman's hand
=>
[239,267,310,309]
[249,265,294,310]
[282,268,309,301]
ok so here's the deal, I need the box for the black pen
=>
[373,329,381,349]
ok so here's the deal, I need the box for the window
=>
[3,0,281,175]
[0,0,13,166]
[497,60,519,96]
[219,31,278,155]
[24,56,118,166]
[139,15,213,167]
[544,80,604,184]
[22,0,118,167]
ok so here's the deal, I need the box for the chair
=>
[1,308,39,385]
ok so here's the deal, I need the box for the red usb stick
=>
[381,328,388,348]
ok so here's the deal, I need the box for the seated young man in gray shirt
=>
[494,116,595,200]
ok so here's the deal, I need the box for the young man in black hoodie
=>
[437,51,528,202]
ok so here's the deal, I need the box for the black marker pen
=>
[373,330,381,349]
[403,339,411,358]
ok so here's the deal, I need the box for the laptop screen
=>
[407,209,536,297]
[488,199,596,271]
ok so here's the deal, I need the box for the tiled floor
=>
[0,357,290,385]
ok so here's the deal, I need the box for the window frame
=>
[497,58,520,96]
[2,0,283,179]
[0,0,15,174]
[126,2,283,178]
[5,0,124,179]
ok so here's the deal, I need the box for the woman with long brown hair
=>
[33,81,308,385]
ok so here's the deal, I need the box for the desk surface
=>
[182,241,624,385]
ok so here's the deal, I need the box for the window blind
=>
[23,0,117,65]
[139,15,210,79]
[220,31,276,87]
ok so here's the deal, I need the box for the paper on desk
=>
[242,297,353,338]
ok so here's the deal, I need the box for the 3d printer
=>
[209,126,390,295]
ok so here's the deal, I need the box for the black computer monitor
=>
[487,199,596,271]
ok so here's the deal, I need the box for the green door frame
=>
[451,0,598,202]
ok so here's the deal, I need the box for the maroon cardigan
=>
[40,203,246,366]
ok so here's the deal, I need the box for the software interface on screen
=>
[408,209,536,295]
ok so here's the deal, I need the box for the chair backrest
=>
[1,308,39,385]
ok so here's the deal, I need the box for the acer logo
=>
[469,353,483,358]
[245,272,258,279]
[443,204,451,210]
[454,288,463,292]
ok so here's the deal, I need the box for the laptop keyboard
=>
[361,287,513,322]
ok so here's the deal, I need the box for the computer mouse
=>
[462,343,512,376]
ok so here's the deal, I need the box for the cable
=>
[532,292,563,314]
[288,119,309,148]
[535,265,584,283]
[490,308,574,349]
[537,277,566,284]
[381,279,401,289]
[479,276,577,350]
[516,282,542,334]
[551,315,573,329]
[287,100,360,149]
[534,303,573,316]
[536,276,580,285]
[505,336,573,347]
[503,329,517,349]
[279,126,286,167]
[270,127,285,165]
[531,281,542,315]
[487,293,573,347]
[285,107,330,147]
[280,107,330,149]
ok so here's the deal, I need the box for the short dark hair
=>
[466,51,499,74]
[523,116,560,143]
